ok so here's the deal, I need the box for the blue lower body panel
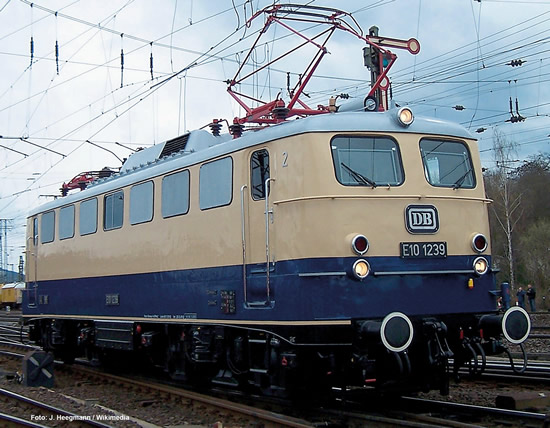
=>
[22,255,496,322]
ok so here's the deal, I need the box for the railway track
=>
[399,396,549,427]
[0,387,114,428]
[1,351,549,427]
[0,343,315,427]
[0,310,29,345]
[1,310,549,426]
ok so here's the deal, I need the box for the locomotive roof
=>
[29,108,474,216]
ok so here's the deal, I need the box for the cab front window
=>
[331,136,404,187]
[420,139,475,189]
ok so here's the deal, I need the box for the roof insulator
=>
[209,119,223,136]
[229,122,244,138]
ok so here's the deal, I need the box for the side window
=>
[33,217,38,246]
[199,157,233,210]
[41,211,55,244]
[104,190,124,230]
[250,149,270,200]
[130,181,154,225]
[59,205,75,240]
[420,139,476,188]
[162,170,190,218]
[80,198,98,236]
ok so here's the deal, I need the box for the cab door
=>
[241,149,275,308]
[26,217,38,307]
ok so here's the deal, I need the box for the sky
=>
[1,0,550,270]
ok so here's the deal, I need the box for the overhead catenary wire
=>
[1,0,549,214]
[2,1,548,139]
[0,1,265,211]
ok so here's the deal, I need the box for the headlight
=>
[397,107,414,127]
[473,257,488,275]
[352,259,370,280]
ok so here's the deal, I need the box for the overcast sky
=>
[1,0,550,269]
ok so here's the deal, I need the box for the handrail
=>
[264,178,276,303]
[240,185,248,304]
[26,235,38,307]
[272,194,492,205]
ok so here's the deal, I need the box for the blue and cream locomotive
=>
[22,5,530,397]
[22,103,530,396]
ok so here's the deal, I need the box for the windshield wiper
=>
[453,168,472,189]
[341,162,377,188]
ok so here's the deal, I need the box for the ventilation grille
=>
[160,133,189,158]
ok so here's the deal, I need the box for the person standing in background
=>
[526,283,536,312]
[516,287,526,309]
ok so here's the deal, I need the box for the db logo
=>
[405,205,439,234]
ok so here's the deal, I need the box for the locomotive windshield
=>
[331,136,404,187]
[420,139,475,189]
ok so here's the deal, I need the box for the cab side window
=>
[250,149,270,200]
[33,217,38,246]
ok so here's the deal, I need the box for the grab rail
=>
[264,177,275,303]
[240,184,248,304]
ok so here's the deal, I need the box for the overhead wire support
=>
[55,40,59,74]
[29,1,34,67]
[55,10,59,74]
[0,143,28,157]
[20,138,66,157]
[0,136,65,157]
[150,42,154,81]
[29,36,34,67]
[120,33,124,89]
[507,59,525,67]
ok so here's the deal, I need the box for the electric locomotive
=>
[22,5,530,397]
[22,103,530,396]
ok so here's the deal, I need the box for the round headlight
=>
[473,257,489,275]
[471,233,488,253]
[397,107,414,126]
[352,235,369,255]
[352,259,370,280]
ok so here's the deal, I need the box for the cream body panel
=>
[26,129,490,281]
[31,160,245,281]
[270,132,490,260]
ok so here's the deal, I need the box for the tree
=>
[512,154,550,288]
[485,130,522,289]
[510,154,550,229]
[518,219,550,292]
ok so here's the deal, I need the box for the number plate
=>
[400,242,447,258]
